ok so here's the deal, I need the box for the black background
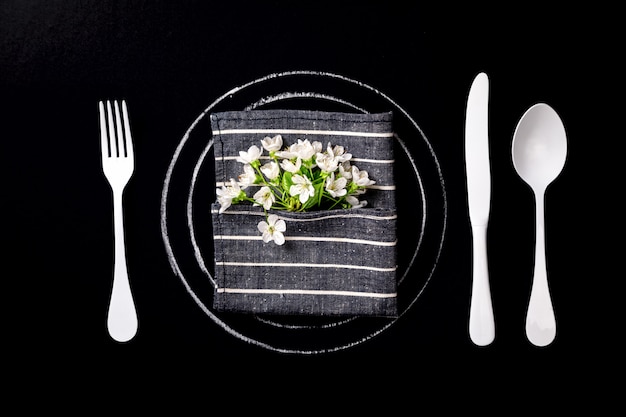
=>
[2,0,619,396]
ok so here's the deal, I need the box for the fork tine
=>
[98,101,110,158]
[106,100,118,157]
[121,100,134,160]
[114,100,125,158]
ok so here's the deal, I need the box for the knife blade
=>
[465,72,495,346]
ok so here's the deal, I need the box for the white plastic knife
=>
[465,72,495,346]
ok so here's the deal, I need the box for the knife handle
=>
[469,224,495,346]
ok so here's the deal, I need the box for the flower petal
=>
[257,220,268,233]
[273,231,285,245]
[274,219,287,232]
[262,231,273,243]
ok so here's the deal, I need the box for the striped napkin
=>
[210,109,398,316]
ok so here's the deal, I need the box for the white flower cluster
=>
[216,135,376,245]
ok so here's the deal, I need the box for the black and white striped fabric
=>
[209,109,398,316]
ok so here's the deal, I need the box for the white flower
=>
[339,161,352,179]
[310,140,324,158]
[280,157,302,173]
[291,139,322,161]
[237,164,257,188]
[316,143,351,173]
[289,174,315,204]
[292,139,313,160]
[253,186,275,210]
[216,179,242,213]
[330,144,352,163]
[237,145,262,164]
[260,161,280,180]
[261,135,283,152]
[257,214,286,245]
[315,151,339,173]
[351,166,376,187]
[346,195,368,208]
[274,146,297,160]
[325,173,347,198]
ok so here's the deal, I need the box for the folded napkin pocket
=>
[210,109,398,316]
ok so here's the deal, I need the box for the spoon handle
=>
[469,224,495,346]
[526,191,556,346]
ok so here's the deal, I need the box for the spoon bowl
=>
[512,103,567,347]
[512,103,567,190]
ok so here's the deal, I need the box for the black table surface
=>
[2,0,619,394]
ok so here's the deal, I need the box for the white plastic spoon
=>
[512,103,567,347]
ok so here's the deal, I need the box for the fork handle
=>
[107,190,138,342]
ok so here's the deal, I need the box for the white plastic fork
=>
[99,99,138,342]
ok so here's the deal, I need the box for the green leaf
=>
[282,171,293,192]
